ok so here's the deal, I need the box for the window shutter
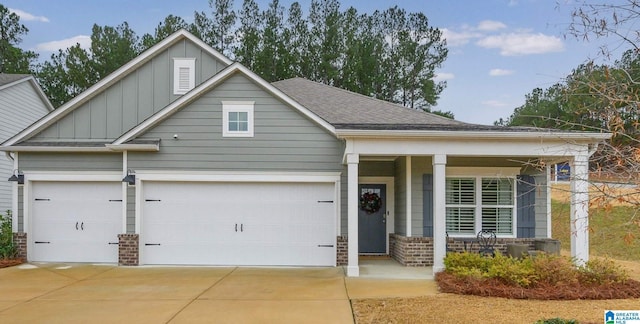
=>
[423,174,433,237]
[516,175,536,238]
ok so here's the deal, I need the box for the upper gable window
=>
[222,101,254,138]
[173,58,196,95]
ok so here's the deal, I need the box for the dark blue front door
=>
[358,184,386,253]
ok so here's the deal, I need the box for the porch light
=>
[8,170,24,184]
[122,169,135,185]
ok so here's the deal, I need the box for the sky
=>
[3,0,619,125]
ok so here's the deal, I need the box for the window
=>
[446,176,515,236]
[222,101,254,137]
[173,58,195,94]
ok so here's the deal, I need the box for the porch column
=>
[346,153,360,277]
[432,154,447,272]
[570,152,589,265]
[406,156,412,236]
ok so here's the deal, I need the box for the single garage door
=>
[30,182,122,263]
[142,181,336,266]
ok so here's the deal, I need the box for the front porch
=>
[339,130,602,277]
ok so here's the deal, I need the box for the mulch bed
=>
[0,259,24,269]
[436,272,640,300]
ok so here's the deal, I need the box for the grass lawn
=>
[551,199,640,261]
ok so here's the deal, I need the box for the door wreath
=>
[360,192,382,214]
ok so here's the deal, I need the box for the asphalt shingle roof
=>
[0,73,30,87]
[272,77,469,127]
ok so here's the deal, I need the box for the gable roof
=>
[1,29,231,147]
[113,63,335,145]
[0,73,54,112]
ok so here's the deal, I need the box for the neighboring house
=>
[0,74,53,219]
[0,30,608,276]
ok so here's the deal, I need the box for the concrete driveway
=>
[0,263,436,323]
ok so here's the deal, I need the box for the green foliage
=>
[0,211,17,260]
[0,4,38,73]
[443,249,630,288]
[534,318,578,324]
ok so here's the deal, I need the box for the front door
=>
[358,184,386,253]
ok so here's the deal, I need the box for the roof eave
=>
[335,129,612,142]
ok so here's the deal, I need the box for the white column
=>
[432,154,447,272]
[346,153,360,277]
[570,153,590,265]
[546,164,552,238]
[405,156,412,237]
[122,151,128,233]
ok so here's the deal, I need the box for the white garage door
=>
[30,182,122,263]
[142,182,336,266]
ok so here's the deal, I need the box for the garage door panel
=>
[142,181,336,266]
[30,182,122,263]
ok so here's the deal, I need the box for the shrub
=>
[0,211,17,260]
[578,257,629,285]
[531,254,580,286]
[444,251,491,278]
[487,252,536,287]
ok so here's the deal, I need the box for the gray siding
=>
[360,161,394,176]
[129,73,344,172]
[19,153,122,171]
[0,80,50,213]
[127,186,135,233]
[533,173,548,238]
[340,170,348,236]
[411,156,432,237]
[31,39,226,141]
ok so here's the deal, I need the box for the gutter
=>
[335,129,612,142]
[0,143,159,153]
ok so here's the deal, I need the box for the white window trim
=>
[173,58,196,95]
[445,171,518,238]
[222,101,254,137]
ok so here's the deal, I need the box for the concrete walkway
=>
[0,262,438,323]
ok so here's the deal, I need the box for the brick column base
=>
[336,236,348,266]
[389,234,433,266]
[118,234,139,266]
[12,232,27,261]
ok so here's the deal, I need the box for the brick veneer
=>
[118,234,139,266]
[12,232,27,261]
[336,236,348,266]
[390,234,538,266]
[389,234,433,266]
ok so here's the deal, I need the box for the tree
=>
[141,15,189,49]
[0,4,37,73]
[37,22,142,107]
[234,0,261,70]
[192,0,237,56]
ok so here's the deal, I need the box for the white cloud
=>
[482,100,509,108]
[8,8,49,22]
[434,73,455,82]
[489,68,514,76]
[477,20,507,32]
[476,32,564,56]
[442,28,482,47]
[35,35,91,52]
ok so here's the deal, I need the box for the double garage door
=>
[29,181,336,266]
[142,182,336,266]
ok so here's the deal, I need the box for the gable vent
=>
[173,58,196,95]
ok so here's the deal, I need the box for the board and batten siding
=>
[533,173,548,237]
[30,39,226,141]
[0,80,51,214]
[394,157,407,236]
